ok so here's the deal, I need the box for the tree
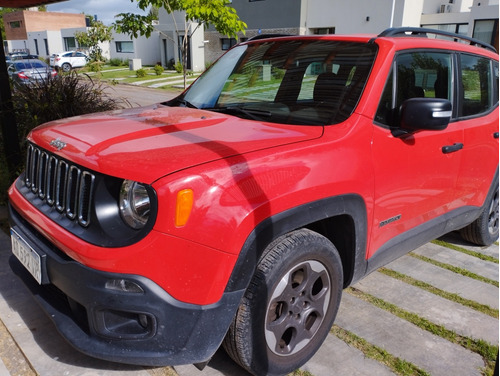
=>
[114,0,247,88]
[75,17,113,72]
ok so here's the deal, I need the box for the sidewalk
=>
[0,202,497,375]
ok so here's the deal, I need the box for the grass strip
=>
[347,287,499,375]
[291,370,314,376]
[331,325,429,376]
[431,239,499,263]
[409,253,499,287]
[380,268,498,318]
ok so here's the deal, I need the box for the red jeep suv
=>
[8,28,499,376]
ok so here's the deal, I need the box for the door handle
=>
[442,143,463,154]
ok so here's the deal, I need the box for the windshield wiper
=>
[208,106,272,121]
[166,97,199,109]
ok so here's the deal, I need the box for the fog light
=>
[105,279,144,293]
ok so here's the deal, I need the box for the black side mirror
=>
[400,98,452,132]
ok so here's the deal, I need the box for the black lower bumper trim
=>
[9,205,244,366]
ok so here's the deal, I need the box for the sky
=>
[47,0,148,26]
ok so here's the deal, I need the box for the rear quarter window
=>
[459,54,497,117]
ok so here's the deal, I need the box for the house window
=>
[44,39,49,55]
[312,28,336,35]
[9,21,21,28]
[34,39,39,55]
[221,38,237,51]
[64,37,77,51]
[473,19,499,48]
[424,24,468,36]
[116,41,134,53]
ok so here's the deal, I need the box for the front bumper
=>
[9,205,243,366]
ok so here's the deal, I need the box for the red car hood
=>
[29,105,323,183]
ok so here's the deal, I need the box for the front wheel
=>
[61,63,71,72]
[223,229,343,376]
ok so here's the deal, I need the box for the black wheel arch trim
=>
[224,194,368,293]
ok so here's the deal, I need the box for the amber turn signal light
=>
[175,189,194,227]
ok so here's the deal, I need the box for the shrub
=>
[88,60,105,73]
[109,58,124,66]
[174,60,183,74]
[12,71,120,145]
[153,64,164,76]
[136,68,147,78]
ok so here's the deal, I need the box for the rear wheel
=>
[460,184,499,246]
[61,63,71,72]
[223,229,343,376]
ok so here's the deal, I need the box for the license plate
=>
[11,228,42,284]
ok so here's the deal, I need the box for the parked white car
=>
[50,51,87,72]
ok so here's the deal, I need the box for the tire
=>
[61,63,71,72]
[460,183,499,246]
[223,228,343,376]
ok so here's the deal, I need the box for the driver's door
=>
[369,51,463,257]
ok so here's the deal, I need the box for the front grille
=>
[25,143,95,227]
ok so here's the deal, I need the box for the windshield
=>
[176,39,377,125]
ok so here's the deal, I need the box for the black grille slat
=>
[24,144,96,227]
[55,161,68,213]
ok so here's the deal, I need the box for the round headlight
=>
[119,180,151,229]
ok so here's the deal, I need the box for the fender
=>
[224,193,369,293]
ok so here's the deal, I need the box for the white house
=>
[156,9,205,71]
[110,30,161,66]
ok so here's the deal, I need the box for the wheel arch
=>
[225,194,368,294]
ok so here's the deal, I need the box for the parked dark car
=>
[7,59,57,85]
[9,52,39,60]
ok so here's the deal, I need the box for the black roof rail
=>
[374,27,497,53]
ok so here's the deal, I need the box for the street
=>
[102,83,180,108]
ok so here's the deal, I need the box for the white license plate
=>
[11,229,42,284]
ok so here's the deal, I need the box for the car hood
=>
[29,104,323,183]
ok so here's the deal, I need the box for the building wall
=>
[157,9,205,71]
[229,0,303,29]
[110,31,161,66]
[4,11,86,40]
[305,0,424,34]
[422,0,474,13]
[204,27,302,65]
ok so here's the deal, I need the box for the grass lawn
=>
[79,65,201,89]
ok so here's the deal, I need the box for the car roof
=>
[243,27,498,60]
[12,59,49,68]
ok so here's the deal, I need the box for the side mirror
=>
[400,98,452,132]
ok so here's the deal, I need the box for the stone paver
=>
[0,359,9,376]
[301,334,394,376]
[335,293,486,376]
[413,243,499,281]
[355,271,498,344]
[388,254,499,309]
[438,233,499,260]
